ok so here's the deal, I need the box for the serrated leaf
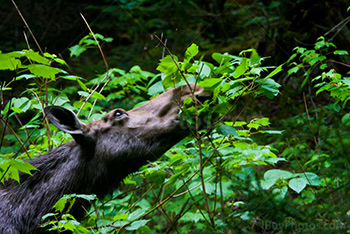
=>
[28,64,62,79]
[162,74,182,89]
[156,55,178,76]
[0,54,21,70]
[25,50,49,64]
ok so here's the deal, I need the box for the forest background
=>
[1,0,350,233]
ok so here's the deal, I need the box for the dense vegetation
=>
[1,0,350,233]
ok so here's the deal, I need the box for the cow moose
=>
[0,84,206,234]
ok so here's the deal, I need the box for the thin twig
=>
[78,14,111,117]
[11,0,43,54]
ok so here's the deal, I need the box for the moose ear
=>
[44,106,85,135]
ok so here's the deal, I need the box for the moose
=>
[0,84,206,234]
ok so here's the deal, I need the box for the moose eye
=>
[114,110,126,119]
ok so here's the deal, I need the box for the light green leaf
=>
[148,80,165,96]
[185,43,199,62]
[250,49,260,66]
[113,213,129,221]
[289,178,307,193]
[334,50,349,55]
[125,220,150,231]
[91,92,106,101]
[298,172,322,186]
[0,54,21,70]
[265,64,283,79]
[198,78,222,90]
[28,64,62,79]
[196,62,211,77]
[25,50,49,64]
[77,79,87,91]
[234,58,248,78]
[261,178,276,190]
[12,97,31,113]
[156,55,178,76]
[264,169,294,182]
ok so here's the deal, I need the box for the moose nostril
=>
[158,103,172,117]
[195,93,211,104]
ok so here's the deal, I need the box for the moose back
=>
[0,84,205,234]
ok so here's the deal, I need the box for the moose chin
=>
[0,84,207,234]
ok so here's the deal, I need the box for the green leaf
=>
[12,97,31,113]
[127,209,146,221]
[185,43,199,62]
[258,78,281,99]
[265,64,283,79]
[183,97,192,105]
[28,64,62,79]
[298,172,322,186]
[250,49,260,66]
[264,169,294,181]
[77,79,87,91]
[334,50,349,55]
[113,213,129,221]
[260,130,284,135]
[289,178,307,193]
[162,74,182,89]
[0,54,21,70]
[25,50,49,64]
[233,58,248,78]
[69,45,87,57]
[43,52,68,66]
[247,118,270,130]
[156,55,179,76]
[15,74,36,80]
[288,66,300,75]
[212,52,232,65]
[196,62,211,77]
[198,78,222,90]
[125,220,150,231]
[217,124,238,136]
[342,113,350,125]
[10,159,37,176]
[91,91,106,101]
[148,80,165,96]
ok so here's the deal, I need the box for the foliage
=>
[2,28,350,233]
